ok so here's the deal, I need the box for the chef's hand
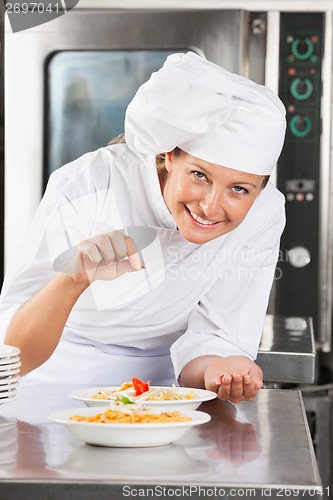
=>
[204,356,263,404]
[66,231,144,284]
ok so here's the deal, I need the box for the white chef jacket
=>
[0,144,285,386]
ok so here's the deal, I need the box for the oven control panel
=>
[275,13,323,336]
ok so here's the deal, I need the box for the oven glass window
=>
[46,50,179,178]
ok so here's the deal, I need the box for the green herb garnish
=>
[115,396,135,405]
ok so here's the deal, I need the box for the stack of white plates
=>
[0,345,21,405]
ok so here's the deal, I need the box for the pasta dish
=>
[70,401,192,424]
[91,378,198,402]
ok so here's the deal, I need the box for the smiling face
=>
[161,150,266,244]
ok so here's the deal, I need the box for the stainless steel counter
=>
[0,385,323,499]
[258,315,316,384]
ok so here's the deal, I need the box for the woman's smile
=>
[186,206,224,227]
[161,150,266,244]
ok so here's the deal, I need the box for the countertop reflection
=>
[0,385,322,497]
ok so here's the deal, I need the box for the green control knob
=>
[289,115,312,137]
[290,78,313,100]
[291,37,314,60]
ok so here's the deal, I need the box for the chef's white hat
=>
[125,52,286,175]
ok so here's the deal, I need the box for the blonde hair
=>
[108,133,168,178]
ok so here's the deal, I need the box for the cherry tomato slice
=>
[132,377,150,396]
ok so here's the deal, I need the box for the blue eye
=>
[233,186,248,194]
[193,171,206,179]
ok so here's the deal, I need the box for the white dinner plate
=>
[0,381,19,391]
[48,407,211,448]
[0,361,21,372]
[0,390,17,399]
[69,386,217,411]
[0,396,17,405]
[0,356,20,366]
[0,387,18,397]
[0,345,20,358]
[0,368,20,379]
[0,375,20,386]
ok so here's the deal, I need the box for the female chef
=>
[0,52,286,403]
